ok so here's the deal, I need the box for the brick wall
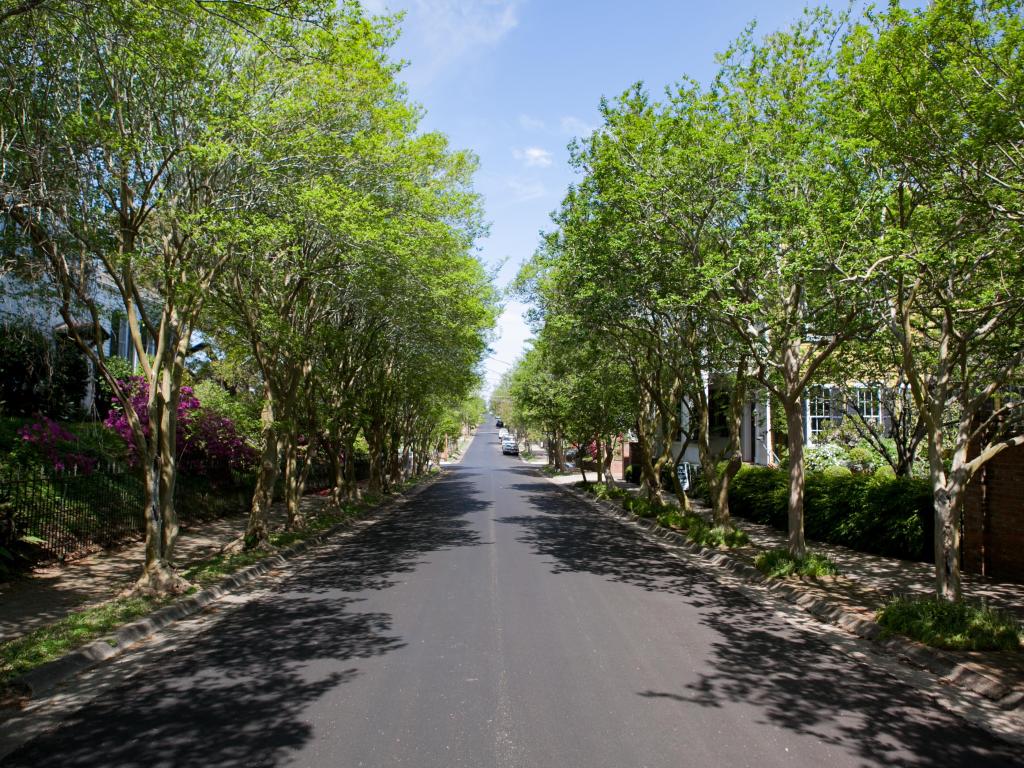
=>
[963,443,1024,583]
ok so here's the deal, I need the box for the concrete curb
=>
[9,472,444,701]
[542,475,1021,712]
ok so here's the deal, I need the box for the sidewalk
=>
[439,431,476,466]
[0,495,320,642]
[534,462,1024,709]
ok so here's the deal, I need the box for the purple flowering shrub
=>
[17,417,98,474]
[103,376,257,480]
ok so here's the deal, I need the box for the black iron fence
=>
[0,465,144,560]
[0,461,338,562]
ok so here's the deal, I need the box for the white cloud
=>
[513,146,553,168]
[518,114,545,132]
[483,301,534,396]
[357,0,392,15]
[413,0,521,66]
[560,115,597,137]
[506,177,546,202]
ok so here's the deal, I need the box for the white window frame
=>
[853,384,883,426]
[806,386,834,443]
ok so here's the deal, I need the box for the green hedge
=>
[728,465,934,561]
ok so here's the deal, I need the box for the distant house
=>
[620,376,903,484]
[672,386,775,467]
[802,383,889,445]
[1,261,156,413]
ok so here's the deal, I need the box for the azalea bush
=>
[15,417,97,474]
[104,376,256,480]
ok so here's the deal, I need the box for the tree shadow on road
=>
[293,476,492,594]
[4,475,491,768]
[496,483,719,602]
[498,481,1020,767]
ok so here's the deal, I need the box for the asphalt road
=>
[4,424,1020,767]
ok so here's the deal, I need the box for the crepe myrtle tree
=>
[519,113,690,504]
[705,10,881,558]
[0,0,315,592]
[841,0,1024,600]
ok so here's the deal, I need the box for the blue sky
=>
[359,0,846,395]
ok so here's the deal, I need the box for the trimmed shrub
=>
[728,466,787,528]
[729,465,932,561]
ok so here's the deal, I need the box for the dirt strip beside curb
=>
[542,475,1022,713]
[10,472,444,701]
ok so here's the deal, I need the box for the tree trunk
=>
[134,365,186,594]
[283,430,317,530]
[327,430,343,508]
[283,432,299,528]
[928,431,963,601]
[552,431,566,472]
[343,435,359,501]
[603,438,616,489]
[784,398,807,559]
[367,424,384,495]
[246,391,279,550]
[669,452,693,512]
[136,454,173,592]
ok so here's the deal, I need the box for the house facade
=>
[1,268,156,413]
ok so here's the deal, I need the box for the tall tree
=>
[842,0,1024,600]
[0,0,314,592]
[707,11,880,557]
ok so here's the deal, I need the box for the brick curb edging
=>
[542,476,1022,713]
[9,472,445,701]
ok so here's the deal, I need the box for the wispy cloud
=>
[513,146,553,168]
[412,0,521,74]
[506,177,546,202]
[560,115,597,137]
[518,114,545,132]
[358,0,392,15]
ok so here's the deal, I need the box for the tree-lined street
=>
[3,426,1017,766]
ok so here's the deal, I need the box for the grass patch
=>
[755,548,839,578]
[689,523,750,549]
[0,595,171,684]
[877,597,1022,652]
[623,495,661,518]
[593,484,626,501]
[182,549,274,585]
[656,510,699,529]
[184,505,364,585]
[656,511,750,548]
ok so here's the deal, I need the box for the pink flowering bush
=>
[17,417,98,474]
[103,376,257,480]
